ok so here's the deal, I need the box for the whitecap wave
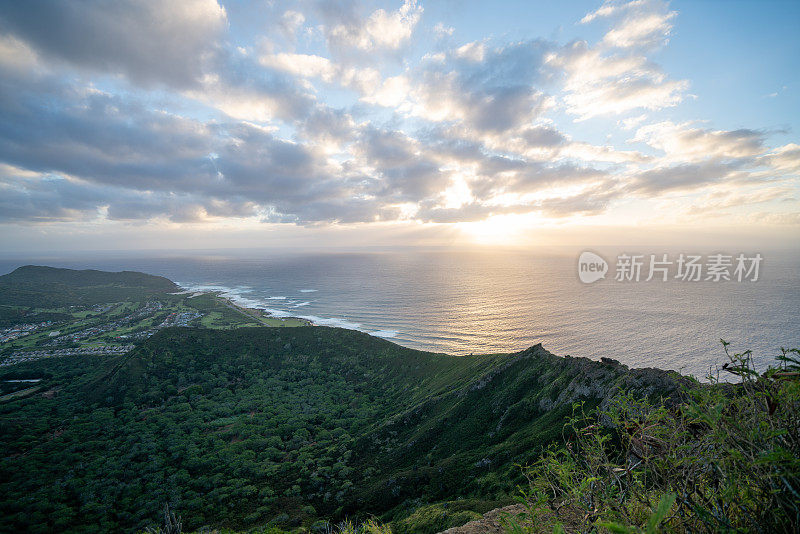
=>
[298,315,362,330]
[179,283,264,309]
[371,330,399,338]
[178,282,400,341]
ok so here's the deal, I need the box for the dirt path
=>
[438,504,527,534]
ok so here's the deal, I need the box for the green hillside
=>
[0,265,178,311]
[0,326,684,533]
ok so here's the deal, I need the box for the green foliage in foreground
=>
[504,343,800,533]
[0,326,683,533]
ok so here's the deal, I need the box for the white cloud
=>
[603,11,675,49]
[259,51,383,96]
[582,0,676,50]
[632,121,765,162]
[326,0,423,52]
[760,143,800,175]
[361,74,411,107]
[434,22,455,37]
[549,38,688,119]
[454,41,486,62]
[0,0,796,235]
[279,10,306,38]
[580,0,647,24]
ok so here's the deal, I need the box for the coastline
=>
[187,289,315,327]
[176,282,400,339]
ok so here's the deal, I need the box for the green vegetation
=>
[0,325,684,533]
[0,265,178,309]
[391,502,482,534]
[504,343,800,533]
[2,267,795,533]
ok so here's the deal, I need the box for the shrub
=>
[504,343,800,533]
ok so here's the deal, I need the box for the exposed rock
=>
[438,504,526,534]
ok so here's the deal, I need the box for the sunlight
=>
[457,213,538,246]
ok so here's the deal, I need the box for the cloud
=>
[0,64,380,224]
[0,167,106,222]
[405,40,552,133]
[549,40,688,119]
[627,162,741,194]
[322,0,423,53]
[0,0,796,234]
[0,34,40,73]
[582,0,676,50]
[354,126,451,202]
[259,50,382,96]
[0,0,228,88]
[760,143,800,175]
[433,22,454,37]
[550,1,687,119]
[279,10,306,39]
[632,121,765,162]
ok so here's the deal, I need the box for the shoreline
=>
[177,282,394,336]
[218,294,315,327]
[181,287,316,327]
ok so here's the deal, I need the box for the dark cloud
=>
[470,161,607,200]
[0,0,227,88]
[628,162,740,194]
[519,125,567,147]
[412,40,551,133]
[209,49,317,122]
[356,126,451,201]
[0,72,216,190]
[0,173,107,222]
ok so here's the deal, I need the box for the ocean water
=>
[1,248,798,378]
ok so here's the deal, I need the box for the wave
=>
[178,282,395,340]
[371,330,399,338]
[297,314,362,330]
[299,289,317,293]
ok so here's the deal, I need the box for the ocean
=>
[1,248,798,379]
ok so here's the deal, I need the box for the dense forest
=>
[0,325,683,533]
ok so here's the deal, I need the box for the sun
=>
[456,213,541,246]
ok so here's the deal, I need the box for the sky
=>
[0,0,798,252]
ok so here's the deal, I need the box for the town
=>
[0,287,305,368]
[0,299,192,367]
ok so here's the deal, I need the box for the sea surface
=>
[2,248,798,379]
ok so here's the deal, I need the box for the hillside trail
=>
[437,504,527,534]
